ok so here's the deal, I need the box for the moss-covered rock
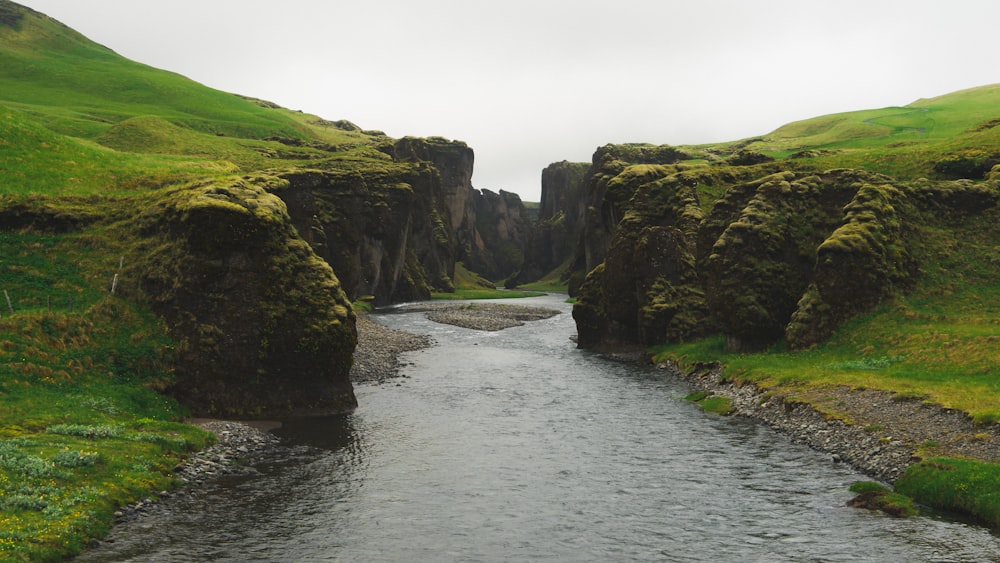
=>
[126,178,357,417]
[705,171,860,350]
[564,154,972,354]
[786,182,916,348]
[271,164,455,305]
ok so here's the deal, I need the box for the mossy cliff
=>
[515,161,590,287]
[125,180,358,416]
[0,181,358,419]
[271,160,455,305]
[569,144,998,352]
[467,188,532,281]
[392,136,531,283]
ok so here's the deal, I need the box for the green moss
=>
[683,391,732,415]
[847,481,918,518]
[895,458,1000,529]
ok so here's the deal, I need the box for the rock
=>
[657,359,1000,482]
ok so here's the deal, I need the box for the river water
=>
[80,294,1000,562]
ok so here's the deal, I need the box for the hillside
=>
[0,1,529,557]
[680,84,1000,180]
[540,85,1000,529]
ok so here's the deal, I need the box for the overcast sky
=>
[17,0,1000,201]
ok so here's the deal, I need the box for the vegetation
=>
[895,458,1000,528]
[847,481,918,518]
[432,262,545,300]
[683,391,733,415]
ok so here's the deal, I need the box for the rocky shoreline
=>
[98,420,280,531]
[350,313,433,383]
[659,360,1000,483]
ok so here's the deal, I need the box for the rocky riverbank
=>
[350,314,433,383]
[659,360,1000,483]
[83,420,281,552]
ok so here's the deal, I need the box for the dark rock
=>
[127,179,357,417]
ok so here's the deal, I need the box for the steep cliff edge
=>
[125,179,358,416]
[514,161,590,288]
[271,161,455,305]
[569,151,998,352]
[391,136,531,284]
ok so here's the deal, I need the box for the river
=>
[79,294,1000,562]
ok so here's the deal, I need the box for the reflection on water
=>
[79,295,1000,562]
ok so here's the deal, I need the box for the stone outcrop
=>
[125,180,358,417]
[391,137,533,283]
[464,188,532,281]
[567,145,998,352]
[267,137,534,301]
[514,161,590,287]
[271,163,455,305]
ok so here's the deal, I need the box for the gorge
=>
[2,0,1000,558]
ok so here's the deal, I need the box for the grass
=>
[895,458,1000,528]
[683,391,733,415]
[847,481,919,518]
[696,84,1000,181]
[433,262,546,300]
[0,225,219,561]
[0,298,213,561]
[516,263,571,293]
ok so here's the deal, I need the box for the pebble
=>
[657,360,1000,483]
[108,420,279,525]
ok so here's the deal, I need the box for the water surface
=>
[80,294,1000,562]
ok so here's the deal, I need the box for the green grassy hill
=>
[0,0,390,198]
[691,84,1000,180]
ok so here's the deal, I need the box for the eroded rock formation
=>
[126,180,358,416]
[567,145,997,353]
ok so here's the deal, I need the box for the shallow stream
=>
[79,294,1000,561]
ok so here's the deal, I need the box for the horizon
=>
[13,0,1000,202]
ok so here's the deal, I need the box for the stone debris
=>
[109,420,279,525]
[401,302,561,331]
[350,314,433,383]
[660,361,1000,483]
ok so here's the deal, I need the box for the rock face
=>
[391,137,533,283]
[567,145,997,352]
[272,137,531,302]
[464,188,532,281]
[272,162,456,305]
[117,136,533,416]
[516,161,590,286]
[127,180,358,417]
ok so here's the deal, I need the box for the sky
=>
[15,0,1000,201]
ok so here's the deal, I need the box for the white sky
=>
[16,0,1000,201]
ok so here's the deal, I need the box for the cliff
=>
[464,188,533,281]
[392,136,531,284]
[569,149,999,352]
[515,161,590,288]
[272,162,455,305]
